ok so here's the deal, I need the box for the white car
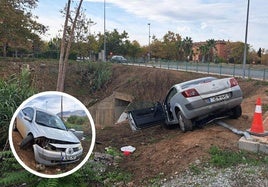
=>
[128,77,243,132]
[15,107,83,166]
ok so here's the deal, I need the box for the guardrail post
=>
[247,66,251,79]
[233,64,235,77]
[207,63,210,74]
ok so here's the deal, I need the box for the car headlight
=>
[78,143,82,150]
[66,147,74,155]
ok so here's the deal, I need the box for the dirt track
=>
[2,61,268,184]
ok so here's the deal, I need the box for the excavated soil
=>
[1,61,268,184]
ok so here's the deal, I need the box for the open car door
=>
[128,102,166,130]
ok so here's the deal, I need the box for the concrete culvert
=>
[89,92,133,129]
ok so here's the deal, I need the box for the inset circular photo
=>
[9,91,96,178]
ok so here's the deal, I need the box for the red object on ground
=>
[250,98,265,134]
[123,151,131,156]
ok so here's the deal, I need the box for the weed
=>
[105,170,132,184]
[81,62,112,92]
[148,172,164,186]
[105,146,122,157]
[189,164,202,175]
[0,67,36,149]
[209,146,267,168]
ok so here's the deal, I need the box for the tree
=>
[226,41,248,64]
[0,0,47,57]
[162,31,182,60]
[206,39,217,62]
[56,0,83,92]
[199,44,209,63]
[182,36,193,61]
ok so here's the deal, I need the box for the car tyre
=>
[20,134,34,149]
[230,105,242,119]
[177,111,193,132]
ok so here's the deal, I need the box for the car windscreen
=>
[35,110,67,131]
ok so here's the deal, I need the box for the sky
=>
[25,94,84,114]
[33,0,268,51]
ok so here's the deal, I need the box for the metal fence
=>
[123,60,268,81]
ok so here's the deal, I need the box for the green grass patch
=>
[209,146,267,168]
[105,146,122,157]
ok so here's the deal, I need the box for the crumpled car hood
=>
[34,125,80,143]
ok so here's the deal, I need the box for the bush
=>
[0,68,36,149]
[81,62,112,92]
[67,115,87,125]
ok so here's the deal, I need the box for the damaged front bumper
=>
[33,143,83,166]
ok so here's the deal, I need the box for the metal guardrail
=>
[123,60,268,81]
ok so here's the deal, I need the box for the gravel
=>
[161,164,268,187]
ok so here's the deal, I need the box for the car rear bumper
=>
[181,96,243,119]
[33,144,83,166]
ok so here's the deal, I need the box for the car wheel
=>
[13,119,18,131]
[20,134,34,149]
[230,105,242,119]
[177,111,193,132]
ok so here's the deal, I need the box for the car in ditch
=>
[14,107,83,166]
[128,76,243,132]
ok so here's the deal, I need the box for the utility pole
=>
[148,23,151,62]
[242,0,250,79]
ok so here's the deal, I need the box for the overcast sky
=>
[33,0,268,50]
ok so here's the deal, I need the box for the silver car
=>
[128,77,243,132]
[15,107,83,166]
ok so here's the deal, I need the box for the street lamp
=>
[148,23,151,62]
[103,0,106,62]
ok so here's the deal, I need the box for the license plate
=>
[209,94,230,103]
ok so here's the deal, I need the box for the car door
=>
[163,87,178,122]
[128,102,166,130]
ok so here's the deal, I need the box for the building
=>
[192,40,227,62]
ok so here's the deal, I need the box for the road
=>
[124,61,268,81]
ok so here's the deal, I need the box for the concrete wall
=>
[89,92,133,128]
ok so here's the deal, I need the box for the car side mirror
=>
[24,116,32,122]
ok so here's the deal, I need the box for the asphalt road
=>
[125,61,267,81]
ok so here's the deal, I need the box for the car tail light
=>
[182,88,199,97]
[229,78,238,87]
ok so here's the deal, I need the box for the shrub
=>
[0,68,36,149]
[81,62,112,92]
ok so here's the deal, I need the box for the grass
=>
[209,146,268,168]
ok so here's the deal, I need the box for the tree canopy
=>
[0,0,47,57]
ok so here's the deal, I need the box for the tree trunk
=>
[56,0,71,92]
[56,0,83,92]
